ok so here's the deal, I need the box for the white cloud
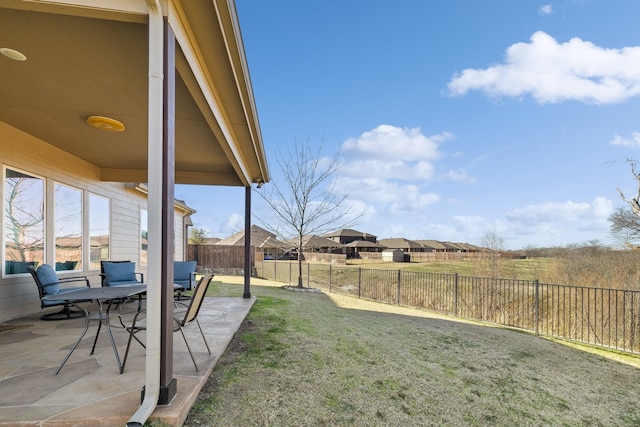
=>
[446,168,475,183]
[503,197,613,236]
[433,197,614,248]
[539,4,553,15]
[223,213,244,233]
[447,31,640,104]
[610,132,640,148]
[340,124,455,180]
[338,177,440,215]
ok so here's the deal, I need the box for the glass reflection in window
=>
[54,183,82,271]
[140,208,148,266]
[89,193,110,270]
[4,168,45,275]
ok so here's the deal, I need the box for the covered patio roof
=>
[0,0,268,186]
[0,1,269,424]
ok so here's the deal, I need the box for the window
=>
[54,183,82,271]
[89,193,110,270]
[140,208,148,266]
[4,168,45,275]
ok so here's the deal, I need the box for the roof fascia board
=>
[3,0,156,21]
[101,168,243,186]
[168,1,252,186]
[212,0,269,182]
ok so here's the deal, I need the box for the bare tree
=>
[5,176,44,262]
[480,231,505,278]
[256,139,357,287]
[611,159,640,247]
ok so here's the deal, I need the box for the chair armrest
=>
[174,300,189,309]
[118,304,146,329]
[135,272,144,283]
[57,276,90,288]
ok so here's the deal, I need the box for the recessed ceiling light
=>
[86,115,125,132]
[0,48,27,61]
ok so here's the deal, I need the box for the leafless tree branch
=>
[255,138,358,287]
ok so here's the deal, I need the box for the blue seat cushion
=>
[174,261,196,290]
[35,264,61,295]
[174,261,196,280]
[41,286,88,306]
[103,262,139,286]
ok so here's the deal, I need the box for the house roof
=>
[345,240,386,248]
[378,238,424,250]
[415,240,449,250]
[0,1,269,187]
[321,228,377,239]
[217,226,289,249]
[441,242,464,251]
[298,235,345,249]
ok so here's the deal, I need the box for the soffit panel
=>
[0,6,244,185]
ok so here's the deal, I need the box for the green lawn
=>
[177,279,640,426]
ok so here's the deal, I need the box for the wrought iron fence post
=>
[454,273,459,316]
[358,267,362,298]
[397,269,402,305]
[534,279,539,335]
[329,264,332,293]
[307,262,310,288]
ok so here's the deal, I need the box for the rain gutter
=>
[127,0,163,424]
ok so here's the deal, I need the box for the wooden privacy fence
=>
[187,244,257,270]
[256,261,640,355]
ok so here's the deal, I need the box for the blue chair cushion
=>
[174,261,196,290]
[40,286,88,306]
[35,264,61,295]
[103,262,138,286]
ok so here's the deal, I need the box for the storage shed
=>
[382,249,405,262]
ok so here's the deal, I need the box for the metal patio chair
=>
[27,264,90,320]
[118,274,214,373]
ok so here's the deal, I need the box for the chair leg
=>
[195,319,211,355]
[179,327,199,372]
[120,327,144,374]
[41,304,85,321]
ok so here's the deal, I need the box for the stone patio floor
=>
[0,293,255,426]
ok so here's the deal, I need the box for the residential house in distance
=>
[297,235,345,254]
[416,240,449,252]
[322,228,385,259]
[216,225,290,260]
[322,228,378,245]
[378,237,427,253]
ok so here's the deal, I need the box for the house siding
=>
[0,122,188,322]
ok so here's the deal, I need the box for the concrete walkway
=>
[0,295,255,426]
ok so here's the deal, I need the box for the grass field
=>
[178,277,640,426]
[347,258,555,280]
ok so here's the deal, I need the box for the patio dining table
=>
[43,284,148,374]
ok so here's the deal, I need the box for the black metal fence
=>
[256,261,640,354]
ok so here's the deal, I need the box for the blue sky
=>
[175,1,640,250]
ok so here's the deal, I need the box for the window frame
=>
[53,181,83,273]
[3,166,46,277]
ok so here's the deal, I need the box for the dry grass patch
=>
[183,280,640,426]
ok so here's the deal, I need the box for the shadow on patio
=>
[0,295,255,426]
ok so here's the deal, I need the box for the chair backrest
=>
[27,264,60,297]
[178,274,214,327]
[173,261,197,281]
[102,261,138,286]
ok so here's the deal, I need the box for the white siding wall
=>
[174,215,185,261]
[0,122,187,321]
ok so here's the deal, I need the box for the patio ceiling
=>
[0,0,268,186]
